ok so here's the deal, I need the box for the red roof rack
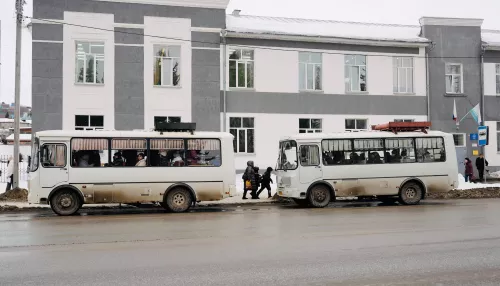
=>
[371,121,431,134]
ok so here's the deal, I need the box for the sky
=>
[1,0,500,106]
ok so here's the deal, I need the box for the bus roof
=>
[35,130,234,139]
[280,130,451,141]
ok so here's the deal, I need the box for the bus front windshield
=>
[277,140,298,170]
[30,137,39,172]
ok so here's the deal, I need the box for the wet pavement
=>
[1,199,500,285]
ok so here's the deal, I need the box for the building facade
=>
[31,1,500,173]
[32,0,227,133]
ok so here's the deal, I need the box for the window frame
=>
[345,119,368,132]
[70,137,223,168]
[496,64,500,95]
[299,118,322,134]
[229,117,255,154]
[345,55,368,92]
[321,136,446,166]
[393,57,414,94]
[75,41,105,85]
[299,52,323,91]
[445,63,463,94]
[394,119,415,123]
[299,145,320,166]
[452,133,466,147]
[153,45,181,87]
[40,143,67,169]
[228,48,255,89]
[75,115,104,131]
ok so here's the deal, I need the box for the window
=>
[393,57,414,93]
[278,140,298,170]
[149,139,185,167]
[75,41,104,84]
[497,122,500,152]
[394,119,415,123]
[187,139,221,167]
[40,144,66,168]
[153,45,181,87]
[229,117,254,153]
[445,63,463,94]
[154,116,181,127]
[416,137,446,162]
[75,115,104,130]
[385,138,416,163]
[299,52,322,90]
[111,139,147,167]
[496,64,500,95]
[229,49,254,88]
[71,138,109,167]
[299,145,320,166]
[452,133,466,147]
[345,119,368,132]
[345,55,367,92]
[353,139,385,164]
[299,119,322,133]
[322,139,352,165]
[30,137,40,172]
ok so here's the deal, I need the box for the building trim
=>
[224,31,430,48]
[32,40,64,44]
[92,0,230,9]
[114,22,145,29]
[193,46,220,50]
[191,27,222,33]
[419,17,484,27]
[115,43,144,47]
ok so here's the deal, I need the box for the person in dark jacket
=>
[257,167,274,199]
[112,152,124,166]
[252,166,261,199]
[475,154,489,181]
[464,158,473,182]
[242,161,256,200]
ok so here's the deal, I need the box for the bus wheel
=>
[50,189,81,216]
[165,188,192,213]
[293,198,309,207]
[398,182,422,205]
[308,185,331,208]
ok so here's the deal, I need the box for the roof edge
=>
[419,17,484,27]
[224,31,430,48]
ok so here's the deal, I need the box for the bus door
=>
[298,144,322,184]
[39,143,69,188]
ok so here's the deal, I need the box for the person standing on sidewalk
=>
[475,154,489,182]
[242,161,256,200]
[5,156,14,192]
[464,158,473,183]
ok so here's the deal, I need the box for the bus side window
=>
[71,138,108,167]
[187,139,221,167]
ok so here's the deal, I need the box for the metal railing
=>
[0,155,29,183]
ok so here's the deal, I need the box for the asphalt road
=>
[1,199,500,285]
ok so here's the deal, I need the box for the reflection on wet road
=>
[1,199,500,285]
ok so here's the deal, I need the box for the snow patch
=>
[457,173,500,190]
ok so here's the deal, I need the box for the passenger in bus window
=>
[78,154,93,167]
[112,152,124,167]
[171,152,184,167]
[159,150,169,166]
[136,153,147,167]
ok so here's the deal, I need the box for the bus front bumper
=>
[276,186,303,199]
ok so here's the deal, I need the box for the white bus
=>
[276,128,458,207]
[28,129,236,215]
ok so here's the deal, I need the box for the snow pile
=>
[482,29,500,48]
[227,14,428,43]
[457,173,500,190]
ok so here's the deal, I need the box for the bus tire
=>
[165,187,192,213]
[398,182,423,205]
[293,198,309,207]
[50,189,81,216]
[308,184,331,208]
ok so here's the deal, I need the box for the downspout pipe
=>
[222,30,228,132]
[425,46,431,123]
[480,46,486,182]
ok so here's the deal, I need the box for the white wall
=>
[484,63,498,96]
[143,16,192,130]
[254,48,298,93]
[484,121,500,166]
[62,12,115,130]
[225,45,427,97]
[226,112,427,170]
